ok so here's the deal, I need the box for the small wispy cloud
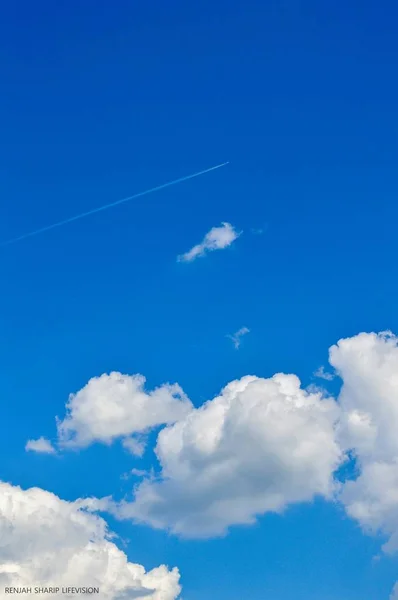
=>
[25,437,56,454]
[314,366,335,381]
[177,222,240,262]
[227,327,250,349]
[250,222,268,236]
[121,468,147,481]
[122,436,146,457]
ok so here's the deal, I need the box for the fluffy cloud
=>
[177,222,239,262]
[25,437,56,454]
[329,332,398,539]
[328,331,398,598]
[40,372,193,450]
[0,481,181,600]
[22,330,398,596]
[106,374,343,538]
[330,332,398,463]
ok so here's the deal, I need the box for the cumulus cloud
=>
[177,222,240,262]
[23,330,398,596]
[226,327,250,349]
[0,481,181,600]
[37,372,192,451]
[105,374,342,538]
[330,331,398,464]
[329,332,398,537]
[25,437,56,454]
[328,331,398,598]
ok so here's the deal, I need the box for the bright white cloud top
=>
[107,373,343,537]
[23,330,398,599]
[57,372,193,449]
[330,332,398,599]
[329,332,398,554]
[28,372,193,452]
[92,331,398,569]
[177,222,240,262]
[0,482,181,600]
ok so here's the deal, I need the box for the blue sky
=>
[1,1,398,599]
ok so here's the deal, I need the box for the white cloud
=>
[0,481,181,600]
[106,374,342,538]
[313,366,335,381]
[43,372,192,450]
[25,437,56,454]
[23,330,398,596]
[328,331,398,598]
[122,436,146,457]
[177,222,240,262]
[329,332,398,533]
[227,327,250,349]
[330,331,398,464]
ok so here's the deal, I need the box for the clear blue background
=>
[1,1,398,597]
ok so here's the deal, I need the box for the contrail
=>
[0,162,229,247]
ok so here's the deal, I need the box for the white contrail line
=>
[0,162,229,247]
